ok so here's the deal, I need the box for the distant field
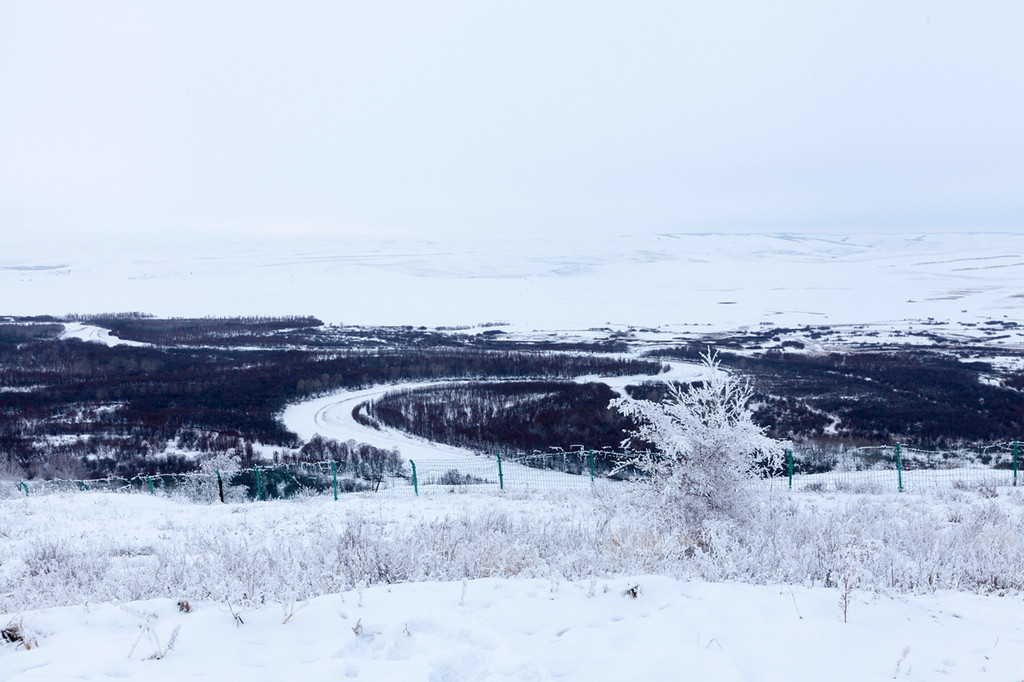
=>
[4,231,1023,330]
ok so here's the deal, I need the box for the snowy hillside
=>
[4,231,1023,330]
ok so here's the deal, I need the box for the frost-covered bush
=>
[174,452,247,503]
[437,469,489,486]
[610,351,786,530]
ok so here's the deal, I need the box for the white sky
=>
[1,1,1021,238]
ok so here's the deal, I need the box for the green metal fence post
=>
[1013,441,1019,487]
[409,459,418,496]
[331,460,338,501]
[787,449,793,490]
[20,481,28,497]
[496,454,504,490]
[896,443,903,492]
[147,476,154,495]
[589,450,595,484]
[254,467,262,501]
[216,470,225,503]
[80,480,88,491]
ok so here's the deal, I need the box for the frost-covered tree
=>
[610,350,786,528]
[192,451,246,503]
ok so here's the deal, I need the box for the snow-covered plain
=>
[4,231,1024,332]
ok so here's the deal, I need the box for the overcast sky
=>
[1,1,1021,238]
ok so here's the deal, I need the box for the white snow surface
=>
[59,322,148,347]
[1,491,1023,681]
[4,578,1020,681]
[4,231,1023,330]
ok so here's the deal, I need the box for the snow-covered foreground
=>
[3,488,1024,680]
[4,576,1021,681]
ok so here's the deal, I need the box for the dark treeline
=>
[646,346,1024,445]
[80,315,325,346]
[295,435,403,479]
[363,381,635,453]
[0,324,64,344]
[27,315,658,351]
[58,312,154,320]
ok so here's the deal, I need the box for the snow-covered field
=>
[2,488,1024,681]
[5,577,1021,681]
[4,231,1024,333]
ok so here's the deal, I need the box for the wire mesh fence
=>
[407,451,624,494]
[785,442,1022,492]
[3,442,1021,501]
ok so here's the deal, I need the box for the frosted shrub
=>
[610,350,786,531]
[176,452,246,503]
[833,538,876,622]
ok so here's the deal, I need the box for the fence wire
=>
[786,442,1021,493]
[3,442,1021,501]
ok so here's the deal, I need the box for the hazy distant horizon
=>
[13,223,1024,242]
